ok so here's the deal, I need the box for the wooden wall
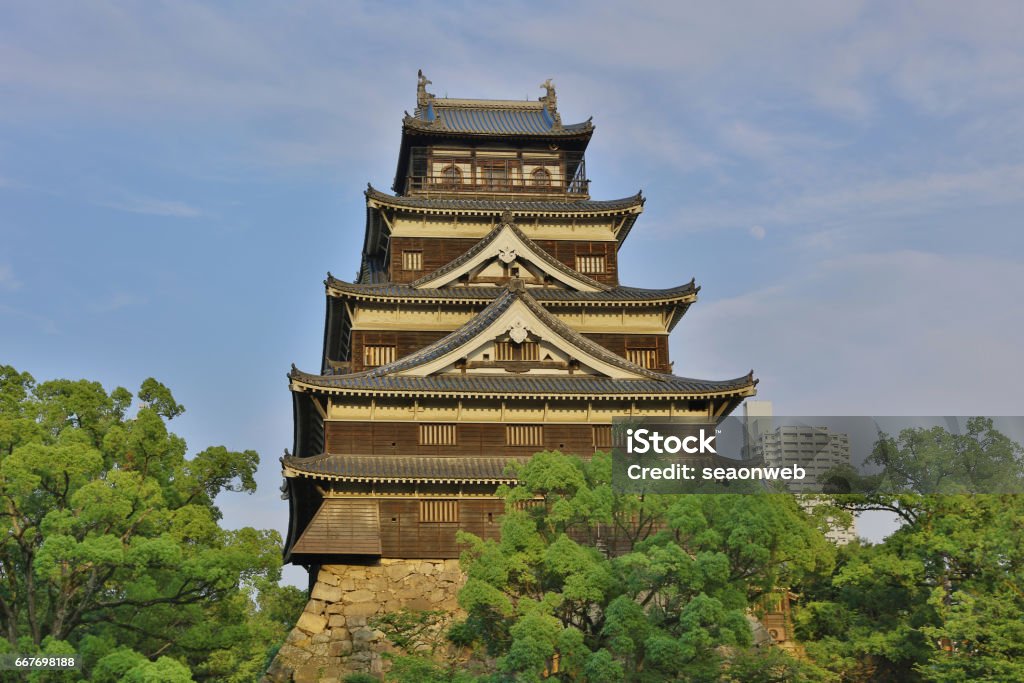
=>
[325,421,605,457]
[351,330,448,372]
[389,236,619,285]
[583,333,671,373]
[379,499,503,558]
[349,330,670,373]
[291,496,658,560]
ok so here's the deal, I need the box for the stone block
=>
[385,563,413,581]
[316,665,343,681]
[311,583,343,603]
[292,665,324,683]
[404,596,431,611]
[343,588,376,604]
[318,569,340,586]
[327,614,347,628]
[352,627,379,646]
[304,599,325,615]
[296,611,328,635]
[345,601,380,617]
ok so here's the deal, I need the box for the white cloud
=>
[89,292,145,314]
[97,196,204,218]
[0,264,21,291]
[675,250,1024,415]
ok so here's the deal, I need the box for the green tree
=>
[796,420,1024,682]
[448,451,833,682]
[0,365,304,680]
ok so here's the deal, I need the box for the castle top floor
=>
[393,72,594,199]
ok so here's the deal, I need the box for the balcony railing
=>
[404,148,590,198]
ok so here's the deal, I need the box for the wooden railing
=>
[405,173,590,197]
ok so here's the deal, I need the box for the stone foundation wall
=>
[264,559,465,682]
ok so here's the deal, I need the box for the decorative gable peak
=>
[411,218,609,292]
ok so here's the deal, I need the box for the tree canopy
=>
[374,420,1024,683]
[371,451,834,682]
[0,365,304,681]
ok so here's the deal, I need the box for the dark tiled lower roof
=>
[291,369,756,398]
[366,186,643,214]
[284,453,523,482]
[326,277,697,304]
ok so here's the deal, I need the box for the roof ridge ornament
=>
[500,209,514,225]
[539,79,563,130]
[416,69,435,109]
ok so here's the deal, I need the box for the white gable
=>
[412,223,603,292]
[397,297,651,380]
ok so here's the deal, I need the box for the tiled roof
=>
[357,253,388,284]
[284,454,523,482]
[405,100,592,138]
[366,186,643,214]
[326,277,698,305]
[290,285,757,398]
[290,499,381,555]
[291,368,755,398]
[409,219,609,291]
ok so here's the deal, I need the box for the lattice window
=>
[627,348,658,369]
[364,344,396,367]
[419,423,457,446]
[419,500,459,523]
[575,255,606,274]
[531,167,552,186]
[495,341,514,361]
[495,341,539,361]
[506,424,543,446]
[402,250,423,271]
[593,425,613,448]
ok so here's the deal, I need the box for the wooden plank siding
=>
[349,330,669,373]
[388,236,619,285]
[351,330,448,372]
[378,499,503,558]
[325,421,608,458]
[292,496,655,559]
[582,333,671,373]
[291,499,382,555]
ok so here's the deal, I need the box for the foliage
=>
[797,419,1024,682]
[376,421,1024,682]
[448,451,833,682]
[0,365,305,681]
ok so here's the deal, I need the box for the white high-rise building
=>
[746,413,856,545]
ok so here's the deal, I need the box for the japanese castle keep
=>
[266,73,758,679]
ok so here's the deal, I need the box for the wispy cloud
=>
[96,195,204,218]
[0,264,22,291]
[677,250,1024,415]
[88,292,145,314]
[0,304,57,334]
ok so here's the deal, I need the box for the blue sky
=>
[3,2,1023,584]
